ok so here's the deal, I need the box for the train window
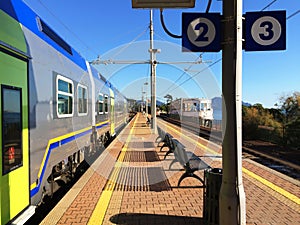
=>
[98,93,104,114]
[1,85,23,174]
[104,95,108,114]
[77,84,88,116]
[56,75,74,118]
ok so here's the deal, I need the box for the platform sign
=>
[182,13,221,52]
[245,11,286,51]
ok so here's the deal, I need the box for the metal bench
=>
[156,126,167,146]
[156,127,176,159]
[169,139,211,186]
[161,133,176,159]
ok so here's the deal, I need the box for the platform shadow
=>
[110,213,205,225]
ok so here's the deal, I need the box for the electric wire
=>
[287,10,300,20]
[261,0,278,11]
[33,0,99,57]
[166,58,222,95]
[158,54,203,95]
[110,27,149,59]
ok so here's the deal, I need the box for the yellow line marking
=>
[88,114,139,225]
[243,167,300,205]
[160,120,300,206]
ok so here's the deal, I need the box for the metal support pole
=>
[142,86,144,113]
[149,9,157,134]
[145,83,148,116]
[219,0,246,224]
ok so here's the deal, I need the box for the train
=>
[169,98,214,128]
[0,0,129,224]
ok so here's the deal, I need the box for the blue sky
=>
[23,0,300,108]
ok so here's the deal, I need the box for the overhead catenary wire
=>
[166,58,222,94]
[110,27,149,59]
[260,0,299,20]
[260,0,278,11]
[287,10,300,20]
[32,0,99,57]
[158,54,203,95]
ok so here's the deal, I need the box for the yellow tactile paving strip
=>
[88,114,140,225]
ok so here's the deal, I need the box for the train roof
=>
[0,0,87,70]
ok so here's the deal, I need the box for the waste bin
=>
[203,168,223,225]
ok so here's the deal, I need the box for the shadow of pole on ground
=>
[110,213,206,225]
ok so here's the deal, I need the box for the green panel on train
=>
[0,10,29,225]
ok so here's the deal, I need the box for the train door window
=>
[1,85,23,174]
[77,84,88,116]
[104,95,108,114]
[98,93,104,114]
[56,75,74,118]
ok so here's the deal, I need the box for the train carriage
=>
[170,98,214,128]
[0,1,128,224]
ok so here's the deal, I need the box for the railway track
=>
[159,115,300,180]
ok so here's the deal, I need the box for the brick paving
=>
[41,113,300,225]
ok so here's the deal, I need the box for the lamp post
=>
[144,82,148,116]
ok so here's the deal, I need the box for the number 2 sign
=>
[182,13,221,52]
[245,11,286,51]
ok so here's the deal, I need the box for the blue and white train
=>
[0,1,128,224]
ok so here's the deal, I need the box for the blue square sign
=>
[245,11,286,51]
[182,13,221,52]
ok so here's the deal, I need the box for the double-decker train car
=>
[0,0,128,224]
[170,98,214,128]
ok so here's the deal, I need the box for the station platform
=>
[39,113,300,225]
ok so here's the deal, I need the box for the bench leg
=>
[177,172,204,186]
[155,136,162,143]
[159,143,169,152]
[169,158,178,170]
[163,149,173,160]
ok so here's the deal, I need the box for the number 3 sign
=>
[245,11,286,51]
[182,13,221,52]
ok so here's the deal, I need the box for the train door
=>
[0,12,29,224]
[109,88,115,136]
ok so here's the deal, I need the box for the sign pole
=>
[219,0,246,224]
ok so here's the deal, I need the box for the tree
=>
[242,104,282,141]
[278,92,300,148]
[164,94,173,115]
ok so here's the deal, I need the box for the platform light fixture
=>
[131,0,195,8]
